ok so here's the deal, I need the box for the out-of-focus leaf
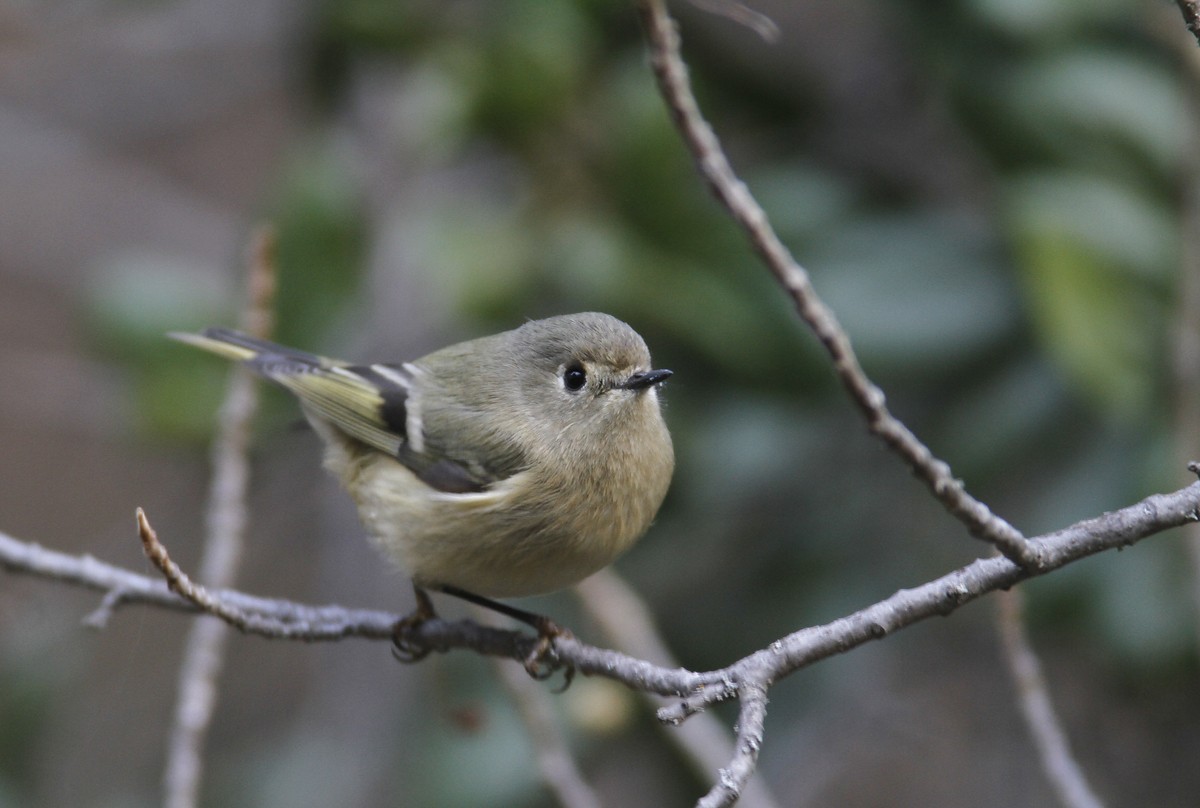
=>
[318,0,427,52]
[411,198,535,318]
[1017,235,1158,415]
[87,254,230,359]
[271,144,367,349]
[595,60,721,254]
[810,212,1018,373]
[936,358,1072,475]
[85,254,232,439]
[1006,172,1177,281]
[464,0,594,147]
[748,163,859,245]
[1006,173,1168,416]
[999,50,1184,175]
[968,0,1130,38]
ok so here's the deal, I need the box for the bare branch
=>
[634,0,1036,567]
[695,680,769,808]
[658,478,1200,725]
[489,626,604,808]
[11,477,1200,700]
[6,473,1200,808]
[576,571,782,808]
[165,225,278,808]
[0,528,392,631]
[1,531,192,613]
[996,589,1105,808]
[686,0,779,42]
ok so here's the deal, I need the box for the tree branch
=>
[5,473,1198,807]
[575,571,782,808]
[695,679,769,808]
[164,225,277,808]
[996,589,1105,808]
[488,614,604,808]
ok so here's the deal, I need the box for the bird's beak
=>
[621,368,673,390]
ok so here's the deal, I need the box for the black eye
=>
[562,364,587,391]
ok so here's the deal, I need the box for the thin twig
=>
[487,613,603,808]
[575,571,781,808]
[695,679,768,808]
[164,226,277,808]
[997,589,1105,808]
[686,0,779,42]
[634,0,1037,568]
[83,585,133,629]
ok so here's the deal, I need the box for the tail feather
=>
[170,326,406,457]
[169,328,332,373]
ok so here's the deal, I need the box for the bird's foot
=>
[391,586,436,663]
[524,616,576,691]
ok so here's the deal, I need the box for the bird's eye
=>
[562,364,587,392]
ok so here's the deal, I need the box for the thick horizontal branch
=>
[0,531,395,636]
[5,479,1199,704]
[3,478,1198,807]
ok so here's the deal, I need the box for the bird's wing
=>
[170,328,506,493]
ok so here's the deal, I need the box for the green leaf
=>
[1000,50,1184,175]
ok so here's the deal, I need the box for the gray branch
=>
[5,476,1199,807]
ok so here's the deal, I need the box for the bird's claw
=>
[391,587,436,663]
[523,619,576,692]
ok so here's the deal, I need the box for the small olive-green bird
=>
[171,313,674,620]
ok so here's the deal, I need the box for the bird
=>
[171,312,674,673]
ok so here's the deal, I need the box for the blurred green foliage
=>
[79,0,1198,804]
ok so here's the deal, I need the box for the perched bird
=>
[171,313,674,664]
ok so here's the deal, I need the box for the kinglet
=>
[171,313,674,633]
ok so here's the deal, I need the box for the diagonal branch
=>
[575,571,782,808]
[487,612,604,808]
[695,679,769,808]
[634,0,1037,568]
[658,476,1200,726]
[997,589,1105,808]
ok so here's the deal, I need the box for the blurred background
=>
[1,0,1198,805]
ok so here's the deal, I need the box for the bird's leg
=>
[391,583,437,662]
[439,584,575,689]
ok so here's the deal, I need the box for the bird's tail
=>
[169,328,329,371]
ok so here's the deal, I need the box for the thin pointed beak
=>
[621,368,673,390]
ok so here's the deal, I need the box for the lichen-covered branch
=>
[5,474,1198,807]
